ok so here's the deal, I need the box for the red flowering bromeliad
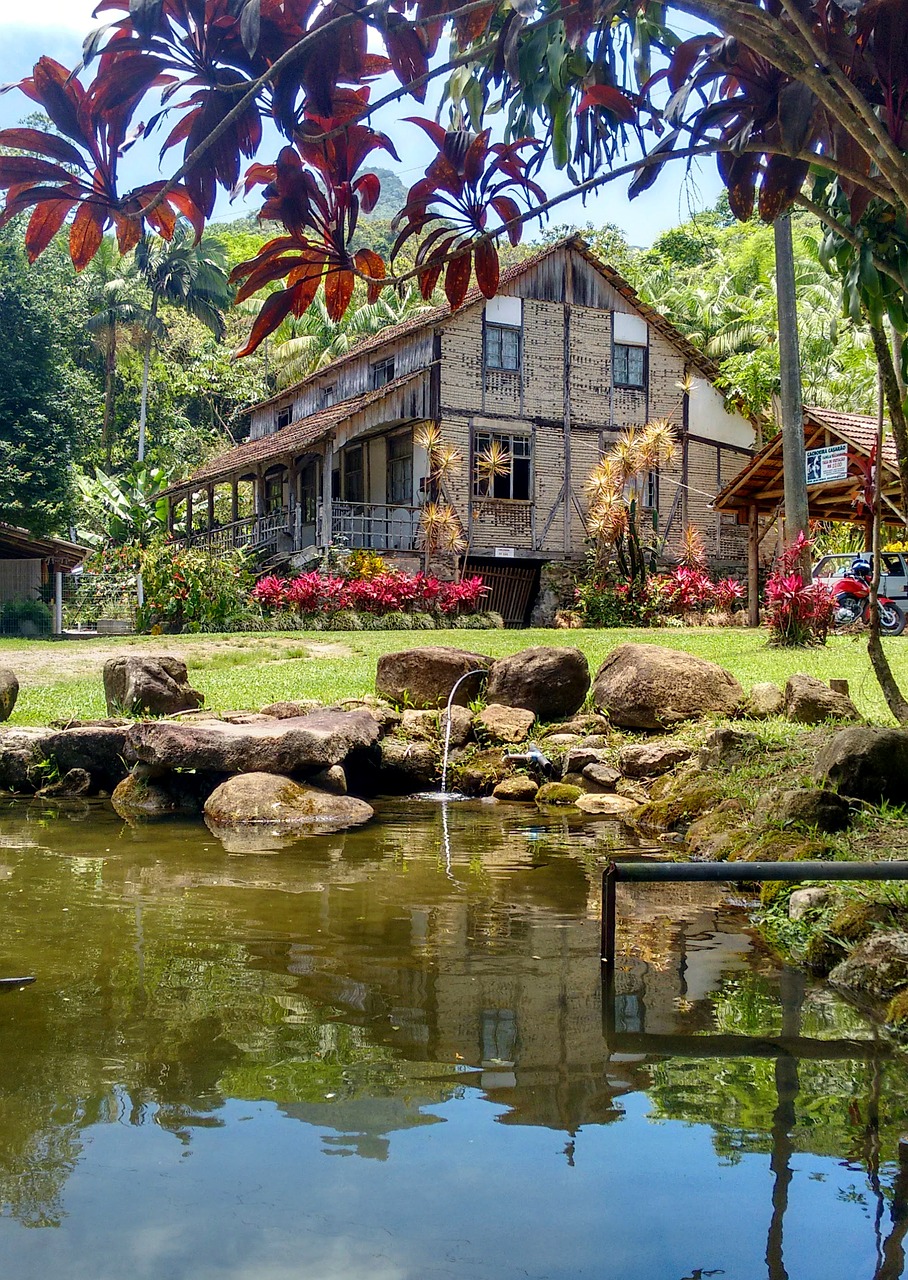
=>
[763,534,835,648]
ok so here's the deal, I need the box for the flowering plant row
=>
[763,535,835,647]
[651,567,746,614]
[251,571,488,616]
[576,567,746,627]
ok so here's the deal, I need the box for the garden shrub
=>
[250,570,489,621]
[763,533,835,647]
[138,543,253,633]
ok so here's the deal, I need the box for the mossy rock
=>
[885,989,908,1034]
[828,899,895,943]
[448,747,510,796]
[805,931,847,975]
[536,782,582,807]
[686,801,745,859]
[628,779,723,836]
[760,881,791,908]
[726,832,833,863]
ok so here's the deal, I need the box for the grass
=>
[0,626,906,725]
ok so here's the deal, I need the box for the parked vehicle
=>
[815,556,907,635]
[814,551,908,607]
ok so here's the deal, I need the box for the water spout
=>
[440,669,487,795]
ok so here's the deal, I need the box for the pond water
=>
[0,798,906,1280]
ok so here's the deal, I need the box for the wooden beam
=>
[748,503,760,627]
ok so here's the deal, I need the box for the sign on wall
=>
[806,443,848,485]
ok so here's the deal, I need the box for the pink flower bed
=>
[251,570,488,616]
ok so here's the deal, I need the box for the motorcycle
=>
[831,560,907,636]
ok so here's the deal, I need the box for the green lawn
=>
[1,627,905,725]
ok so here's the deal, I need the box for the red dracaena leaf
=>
[354,247,385,302]
[385,19,429,96]
[758,154,809,222]
[491,195,521,244]
[324,266,355,321]
[403,116,447,148]
[235,286,299,357]
[233,252,315,302]
[444,250,472,308]
[717,150,758,222]
[27,58,87,144]
[88,51,169,115]
[668,35,720,93]
[463,129,491,186]
[354,171,380,213]
[453,0,495,45]
[112,210,142,253]
[69,201,105,270]
[577,84,637,123]
[473,238,499,299]
[0,128,84,168]
[0,154,76,187]
[25,198,76,260]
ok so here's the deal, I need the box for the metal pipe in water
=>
[440,669,487,794]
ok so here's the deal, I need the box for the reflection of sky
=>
[0,1091,883,1280]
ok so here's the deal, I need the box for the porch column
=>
[165,495,174,537]
[321,441,334,548]
[186,489,194,543]
[253,471,264,516]
[230,479,239,526]
[53,565,63,636]
[207,485,215,530]
[747,503,760,627]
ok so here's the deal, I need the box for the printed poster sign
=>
[806,443,848,485]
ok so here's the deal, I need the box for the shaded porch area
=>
[164,376,433,560]
[714,407,903,624]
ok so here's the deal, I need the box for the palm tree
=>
[83,240,157,467]
[133,222,233,461]
[271,286,433,389]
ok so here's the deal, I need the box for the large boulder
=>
[830,930,908,1002]
[204,772,373,836]
[477,703,535,745]
[111,770,201,821]
[0,669,18,722]
[103,655,204,717]
[618,740,693,778]
[492,775,539,802]
[486,647,590,721]
[375,646,492,709]
[126,710,379,775]
[377,737,438,790]
[755,787,852,834]
[783,673,858,725]
[0,726,52,792]
[814,726,908,804]
[743,682,784,719]
[44,723,131,790]
[592,644,743,729]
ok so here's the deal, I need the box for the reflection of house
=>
[164,236,755,618]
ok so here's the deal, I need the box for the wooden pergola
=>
[714,407,903,625]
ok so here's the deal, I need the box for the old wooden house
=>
[165,235,755,619]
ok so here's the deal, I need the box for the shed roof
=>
[0,523,87,570]
[714,407,901,524]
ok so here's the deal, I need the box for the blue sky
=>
[0,1,724,248]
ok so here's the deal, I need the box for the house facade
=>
[165,236,755,617]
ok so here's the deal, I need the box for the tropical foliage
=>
[251,570,488,618]
[763,533,836,648]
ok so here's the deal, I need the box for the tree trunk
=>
[102,338,117,469]
[868,372,908,724]
[137,288,159,465]
[774,214,809,569]
[869,321,908,524]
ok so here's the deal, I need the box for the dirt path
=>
[0,635,354,685]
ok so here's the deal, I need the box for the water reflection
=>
[0,798,905,1278]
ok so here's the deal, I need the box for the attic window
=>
[613,343,647,391]
[484,323,521,372]
[323,384,336,407]
[275,405,293,430]
[371,357,395,389]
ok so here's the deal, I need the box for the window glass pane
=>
[628,345,645,387]
[485,324,520,370]
[614,343,646,388]
[513,457,531,500]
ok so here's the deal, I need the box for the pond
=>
[0,798,905,1280]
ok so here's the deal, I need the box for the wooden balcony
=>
[185,502,422,555]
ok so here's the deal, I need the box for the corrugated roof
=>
[167,370,426,496]
[246,235,719,417]
[714,406,901,518]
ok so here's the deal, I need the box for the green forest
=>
[0,162,888,544]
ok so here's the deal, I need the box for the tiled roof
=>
[245,235,720,417]
[0,522,87,569]
[166,371,426,496]
[714,405,900,514]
